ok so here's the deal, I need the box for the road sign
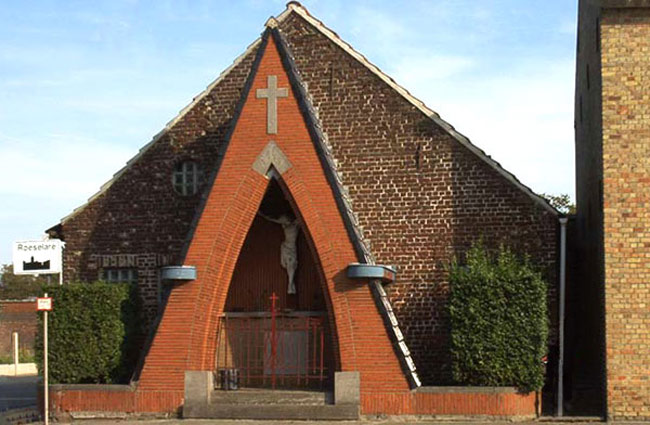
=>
[37,297,52,311]
[13,240,64,275]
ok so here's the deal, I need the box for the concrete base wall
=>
[335,371,360,405]
[0,363,37,376]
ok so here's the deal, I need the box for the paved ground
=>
[34,421,605,425]
[0,375,39,412]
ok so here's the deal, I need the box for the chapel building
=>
[47,2,562,418]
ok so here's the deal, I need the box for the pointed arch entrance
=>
[138,32,409,400]
[216,177,335,389]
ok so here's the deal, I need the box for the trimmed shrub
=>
[449,241,548,392]
[35,282,141,384]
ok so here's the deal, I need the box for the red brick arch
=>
[137,34,409,397]
[138,33,409,396]
[47,13,541,417]
[185,163,356,374]
[137,145,362,391]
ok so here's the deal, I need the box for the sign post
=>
[13,240,65,285]
[12,332,18,376]
[37,295,52,425]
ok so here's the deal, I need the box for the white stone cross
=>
[256,75,288,134]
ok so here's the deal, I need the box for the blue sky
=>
[0,1,578,265]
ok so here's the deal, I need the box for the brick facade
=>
[278,13,558,384]
[601,9,650,419]
[575,0,650,420]
[137,31,410,400]
[49,3,559,416]
[0,300,37,358]
[51,46,258,322]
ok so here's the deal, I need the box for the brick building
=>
[46,3,561,418]
[574,0,650,420]
[0,300,37,359]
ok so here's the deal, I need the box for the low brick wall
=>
[49,384,535,418]
[362,387,537,417]
[48,385,183,418]
[0,300,37,358]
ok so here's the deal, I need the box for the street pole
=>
[12,332,18,376]
[43,292,49,425]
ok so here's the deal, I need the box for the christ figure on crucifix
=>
[258,212,299,294]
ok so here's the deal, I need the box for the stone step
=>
[185,402,359,420]
[183,372,360,420]
[211,388,331,405]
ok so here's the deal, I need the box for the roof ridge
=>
[53,2,558,230]
[277,3,559,216]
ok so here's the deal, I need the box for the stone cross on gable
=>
[256,75,288,134]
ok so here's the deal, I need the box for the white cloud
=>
[0,1,579,265]
[559,18,578,36]
[391,58,576,198]
[0,132,136,202]
[60,97,180,115]
[350,6,408,41]
[0,132,138,264]
[393,55,475,84]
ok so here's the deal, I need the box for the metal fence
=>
[215,310,328,389]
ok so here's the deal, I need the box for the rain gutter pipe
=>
[557,217,568,417]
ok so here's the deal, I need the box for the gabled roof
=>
[277,2,558,216]
[53,1,557,230]
[51,38,262,229]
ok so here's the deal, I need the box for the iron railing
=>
[215,298,328,389]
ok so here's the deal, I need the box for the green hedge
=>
[449,242,548,392]
[35,282,141,384]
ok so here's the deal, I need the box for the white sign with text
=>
[12,240,64,275]
[37,297,53,311]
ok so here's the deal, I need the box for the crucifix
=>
[258,212,299,294]
[256,75,288,134]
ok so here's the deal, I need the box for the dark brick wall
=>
[573,0,607,415]
[56,11,558,386]
[279,14,558,384]
[57,47,258,322]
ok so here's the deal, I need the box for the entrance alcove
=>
[216,178,334,390]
